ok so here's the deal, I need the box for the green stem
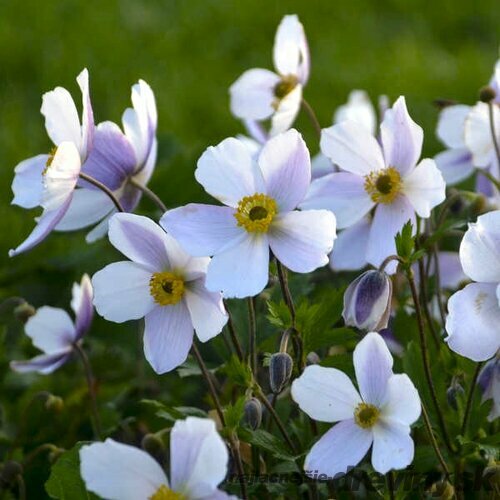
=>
[276,261,296,327]
[488,102,500,167]
[247,297,257,374]
[224,302,244,361]
[301,98,322,138]
[461,362,483,436]
[421,403,451,476]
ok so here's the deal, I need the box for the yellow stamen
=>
[234,193,277,233]
[149,485,186,500]
[42,146,58,175]
[354,402,380,429]
[273,74,298,109]
[364,167,402,204]
[149,272,185,306]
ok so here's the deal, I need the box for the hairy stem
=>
[461,362,483,436]
[301,98,322,138]
[248,297,257,374]
[421,403,451,476]
[79,172,124,212]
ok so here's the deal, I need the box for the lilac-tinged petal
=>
[366,197,416,273]
[270,83,302,136]
[184,278,228,342]
[304,420,373,478]
[76,68,94,158]
[354,332,393,406]
[244,119,268,145]
[380,96,423,175]
[380,374,421,425]
[311,153,335,180]
[205,234,269,298]
[434,148,474,185]
[81,121,137,191]
[161,204,245,257]
[445,283,500,361]
[80,439,168,500]
[291,365,361,422]
[71,274,94,340]
[300,172,374,229]
[478,359,500,422]
[465,102,500,167]
[334,90,377,136]
[196,137,266,207]
[170,417,229,498]
[460,211,500,282]
[437,251,467,290]
[268,209,336,273]
[132,137,157,187]
[329,217,370,271]
[11,154,48,209]
[108,213,170,271]
[229,68,280,121]
[10,349,72,375]
[403,158,446,217]
[436,105,470,149]
[92,261,156,323]
[371,420,414,473]
[25,306,75,352]
[143,302,194,374]
[258,129,310,210]
[273,15,309,83]
[320,121,385,175]
[86,212,114,243]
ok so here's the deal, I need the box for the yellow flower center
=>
[42,146,58,175]
[364,167,402,204]
[354,402,380,429]
[273,74,299,109]
[150,485,186,500]
[234,193,277,233]
[149,272,185,306]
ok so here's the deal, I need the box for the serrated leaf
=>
[140,399,207,421]
[225,395,246,430]
[221,356,252,387]
[238,428,299,461]
[395,220,414,261]
[266,300,291,329]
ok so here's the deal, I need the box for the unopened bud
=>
[14,302,36,323]
[483,463,500,487]
[269,352,293,394]
[0,461,23,486]
[44,394,64,413]
[446,380,464,411]
[479,85,496,103]
[343,270,392,331]
[243,398,262,430]
[48,447,65,464]
[141,433,165,456]
[429,480,455,499]
[306,352,320,365]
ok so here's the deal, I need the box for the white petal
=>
[445,283,500,362]
[76,68,94,158]
[71,274,94,339]
[80,439,168,500]
[334,90,377,136]
[311,153,335,179]
[291,365,361,422]
[184,278,228,342]
[434,148,474,186]
[329,217,370,271]
[205,234,269,298]
[354,332,393,406]
[195,137,265,207]
[403,158,446,218]
[143,302,193,374]
[371,420,414,474]
[92,261,155,323]
[304,420,373,478]
[320,121,385,176]
[170,417,229,498]
[11,155,47,209]
[436,105,470,148]
[270,84,302,136]
[268,209,336,273]
[459,211,500,282]
[380,374,421,425]
[86,212,114,243]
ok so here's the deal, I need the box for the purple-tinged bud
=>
[306,352,320,365]
[343,270,392,331]
[269,352,293,394]
[446,379,464,411]
[243,397,263,430]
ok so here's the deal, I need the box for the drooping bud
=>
[343,270,392,331]
[306,352,320,365]
[269,352,293,394]
[243,397,263,430]
[429,480,455,499]
[446,378,464,411]
[44,394,64,413]
[141,433,165,456]
[13,302,36,323]
[479,85,497,103]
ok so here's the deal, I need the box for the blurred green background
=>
[0,0,499,496]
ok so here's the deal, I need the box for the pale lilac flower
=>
[80,417,236,500]
[477,358,499,422]
[162,129,336,298]
[301,96,446,274]
[445,211,500,361]
[92,213,228,374]
[230,15,309,136]
[10,275,93,374]
[292,332,421,477]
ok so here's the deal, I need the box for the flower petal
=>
[445,283,500,361]
[80,439,168,500]
[86,212,114,243]
[270,84,302,136]
[311,153,335,180]
[371,420,414,474]
[143,302,194,374]
[92,261,155,322]
[257,129,310,210]
[334,90,377,136]
[304,420,373,478]
[71,274,94,340]
[10,349,72,375]
[354,332,393,406]
[436,105,470,149]
[205,234,269,298]
[76,68,94,158]
[320,121,385,176]
[11,154,48,209]
[161,204,245,257]
[402,158,446,218]
[170,417,229,498]
[300,172,374,229]
[268,209,336,273]
[437,251,467,290]
[380,96,423,175]
[291,365,361,422]
[434,148,474,185]
[329,216,370,271]
[380,374,421,425]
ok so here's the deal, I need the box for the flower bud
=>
[44,394,64,413]
[243,397,262,430]
[306,352,320,365]
[483,462,500,488]
[48,447,65,464]
[446,379,464,411]
[269,352,293,394]
[479,85,496,103]
[343,270,392,331]
[141,433,165,456]
[429,480,455,499]
[13,302,36,323]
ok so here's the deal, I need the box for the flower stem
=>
[74,343,102,440]
[78,172,124,212]
[406,269,455,454]
[378,254,405,273]
[224,302,244,362]
[301,98,322,138]
[247,297,257,374]
[421,402,451,476]
[416,258,441,349]
[460,362,483,437]
[128,177,167,212]
[276,261,296,327]
[488,102,500,167]
[387,471,395,500]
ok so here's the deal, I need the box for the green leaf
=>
[238,428,299,461]
[266,300,291,329]
[140,399,207,421]
[395,220,415,261]
[45,442,97,499]
[221,356,252,387]
[224,395,246,430]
